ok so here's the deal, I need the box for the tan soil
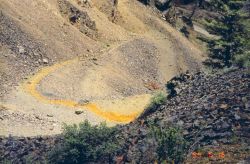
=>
[0,0,205,136]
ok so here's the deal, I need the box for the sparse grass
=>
[148,91,166,108]
[139,92,166,118]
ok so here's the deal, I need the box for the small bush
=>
[149,125,188,163]
[47,121,120,164]
[234,52,250,68]
[149,92,166,107]
[139,92,166,118]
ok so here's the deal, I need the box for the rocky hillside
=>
[118,68,250,163]
[1,0,249,163]
[1,68,249,163]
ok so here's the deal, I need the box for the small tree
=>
[205,0,250,68]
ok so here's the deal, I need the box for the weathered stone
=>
[193,120,200,127]
[177,120,184,126]
[42,58,49,64]
[234,113,241,120]
[75,110,84,115]
[78,99,90,105]
[17,46,25,54]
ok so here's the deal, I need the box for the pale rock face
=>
[42,58,49,64]
[17,45,25,54]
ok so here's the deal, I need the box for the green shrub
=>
[149,92,166,108]
[149,125,188,163]
[234,52,250,68]
[139,92,166,118]
[47,121,120,164]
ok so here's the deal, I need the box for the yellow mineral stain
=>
[22,59,150,123]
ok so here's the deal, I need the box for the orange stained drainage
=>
[23,59,140,123]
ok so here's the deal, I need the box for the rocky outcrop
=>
[0,136,62,163]
[117,68,250,163]
[58,0,97,38]
[139,0,170,11]
[94,0,122,23]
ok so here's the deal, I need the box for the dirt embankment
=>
[0,0,204,137]
[0,0,100,98]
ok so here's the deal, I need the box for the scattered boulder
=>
[42,58,49,64]
[78,99,90,105]
[17,45,25,54]
[75,110,84,115]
